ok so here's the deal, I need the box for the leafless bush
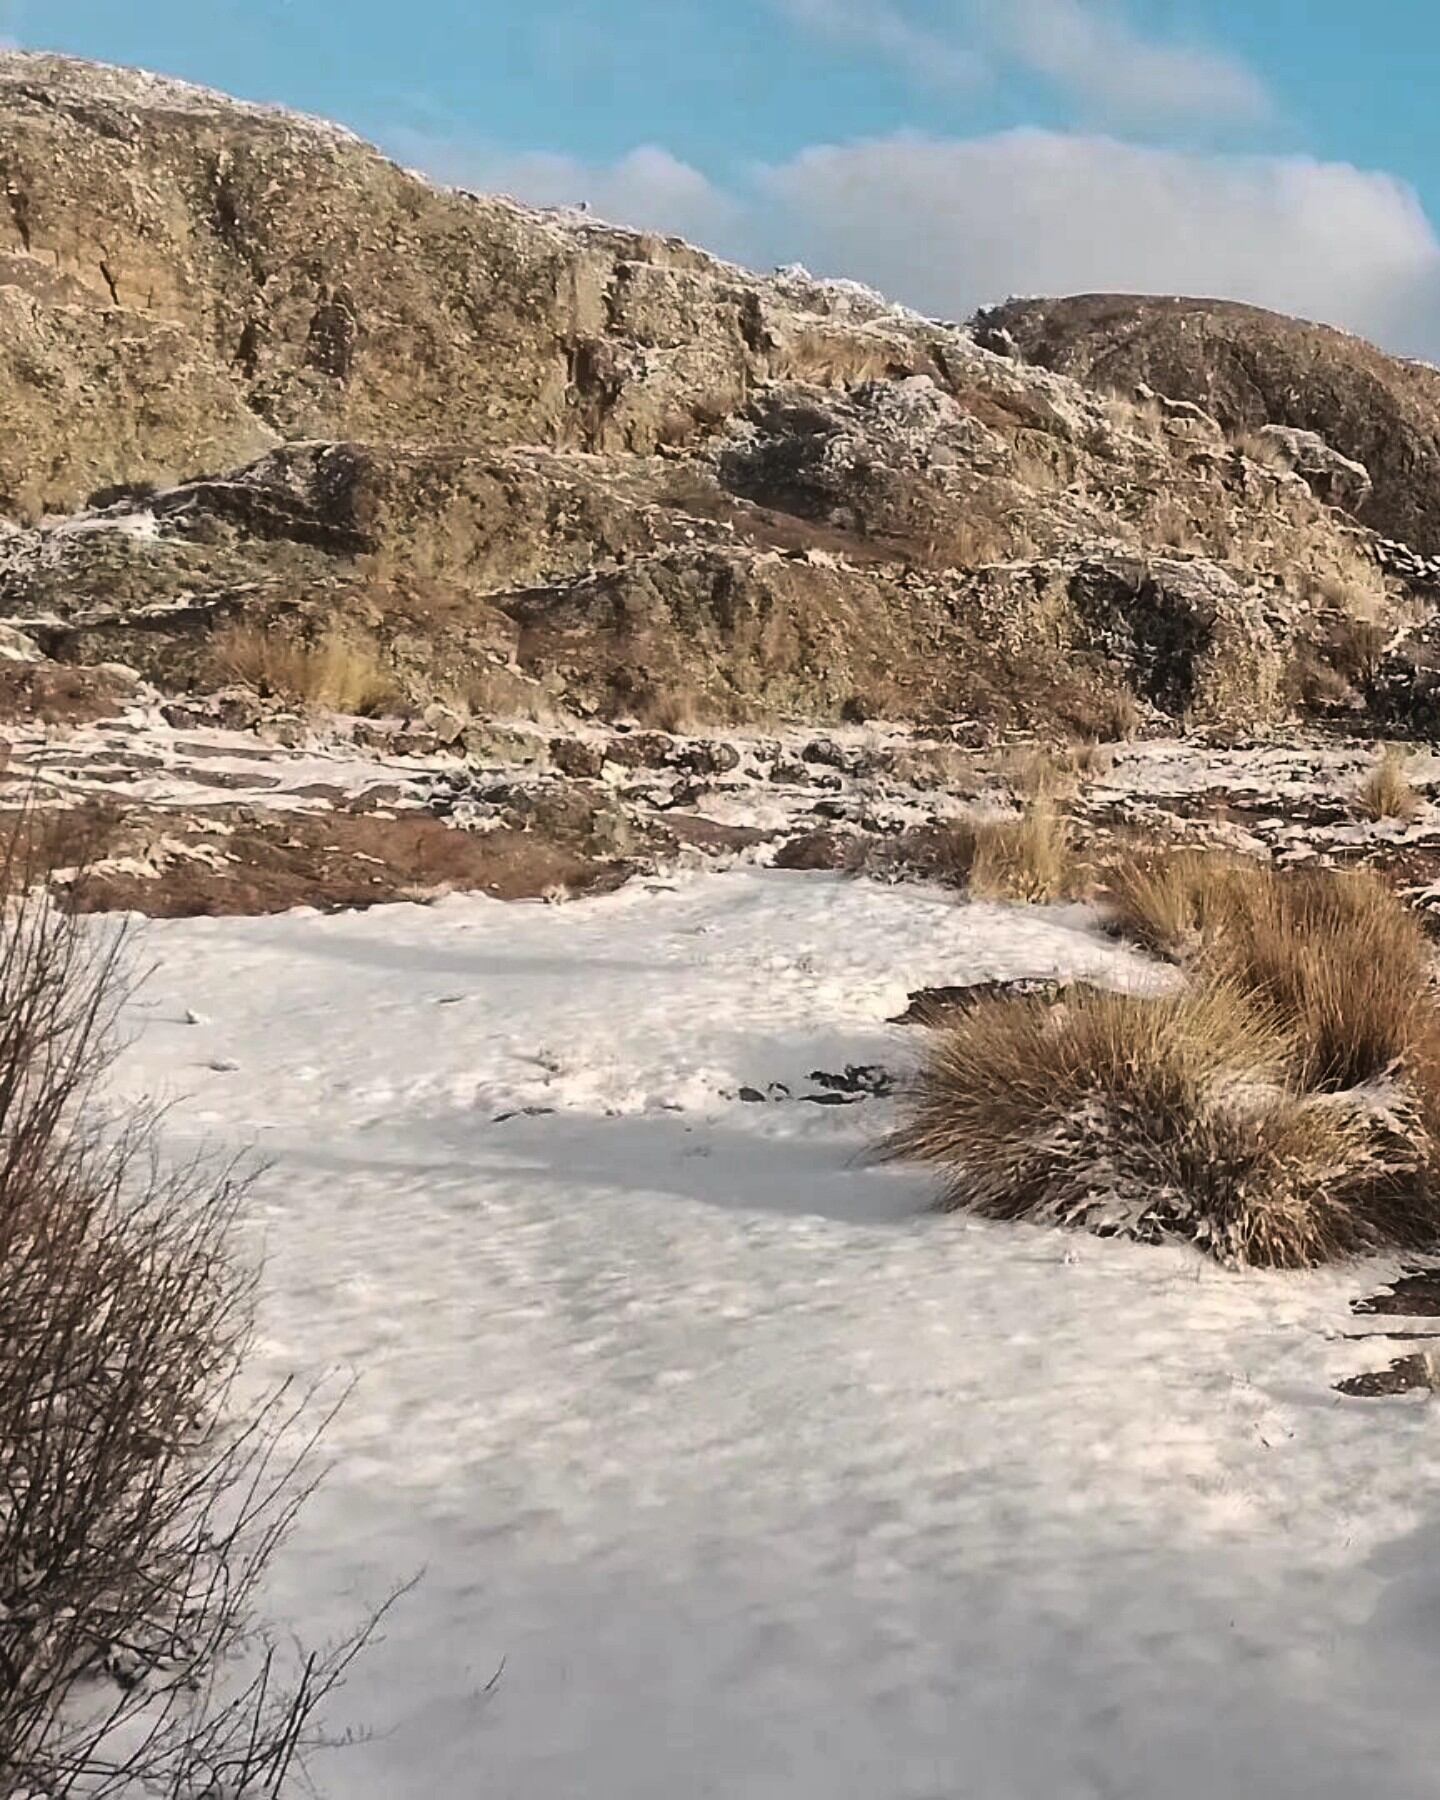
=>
[0,818,378,1796]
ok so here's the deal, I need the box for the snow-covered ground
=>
[110,866,1440,1799]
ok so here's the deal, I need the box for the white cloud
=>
[386,132,741,247]
[394,126,1440,354]
[751,131,1440,344]
[975,0,1270,124]
[769,0,985,89]
[772,0,1269,125]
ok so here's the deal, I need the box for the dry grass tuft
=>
[968,806,1073,902]
[888,806,1075,902]
[1080,689,1143,743]
[1003,747,1077,801]
[1103,849,1266,960]
[1358,748,1422,822]
[1207,865,1430,1092]
[1003,741,1115,799]
[212,620,399,716]
[884,742,982,793]
[1106,853,1429,1091]
[891,979,1438,1268]
[448,665,562,725]
[895,852,1440,1266]
[1232,427,1294,472]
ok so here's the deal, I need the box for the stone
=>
[549,738,606,780]
[1254,425,1372,515]
[422,702,467,747]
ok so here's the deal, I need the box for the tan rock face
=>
[0,53,1425,732]
[0,51,940,510]
[0,287,278,519]
[976,293,1440,554]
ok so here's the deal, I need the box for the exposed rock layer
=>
[1,54,1434,731]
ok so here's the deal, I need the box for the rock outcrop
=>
[975,293,1440,555]
[0,53,1432,734]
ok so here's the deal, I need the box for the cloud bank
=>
[770,0,1271,124]
[407,127,1440,355]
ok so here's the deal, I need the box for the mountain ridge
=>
[2,51,1438,736]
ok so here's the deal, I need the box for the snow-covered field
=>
[111,866,1440,1799]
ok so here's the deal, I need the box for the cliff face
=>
[976,294,1440,557]
[0,53,1431,732]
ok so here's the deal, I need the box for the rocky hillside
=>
[2,52,1438,735]
[977,294,1440,557]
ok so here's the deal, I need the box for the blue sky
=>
[8,1,1440,351]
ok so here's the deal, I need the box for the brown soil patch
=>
[48,809,633,917]
[0,663,132,725]
[0,799,130,871]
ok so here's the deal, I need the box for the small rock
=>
[774,829,852,871]
[463,723,548,765]
[602,732,675,770]
[423,701,467,746]
[801,738,848,769]
[550,737,606,779]
[673,740,741,776]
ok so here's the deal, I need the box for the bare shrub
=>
[0,819,376,1794]
[890,981,1438,1268]
[212,620,398,716]
[1358,748,1422,822]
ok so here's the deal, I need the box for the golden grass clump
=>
[884,743,982,794]
[212,620,399,716]
[1206,865,1431,1093]
[1102,849,1266,960]
[1003,742,1116,800]
[891,979,1435,1268]
[1108,854,1429,1090]
[968,806,1073,903]
[894,854,1440,1267]
[1358,749,1421,823]
[892,806,1075,902]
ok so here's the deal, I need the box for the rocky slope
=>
[2,51,1439,739]
[976,294,1440,557]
